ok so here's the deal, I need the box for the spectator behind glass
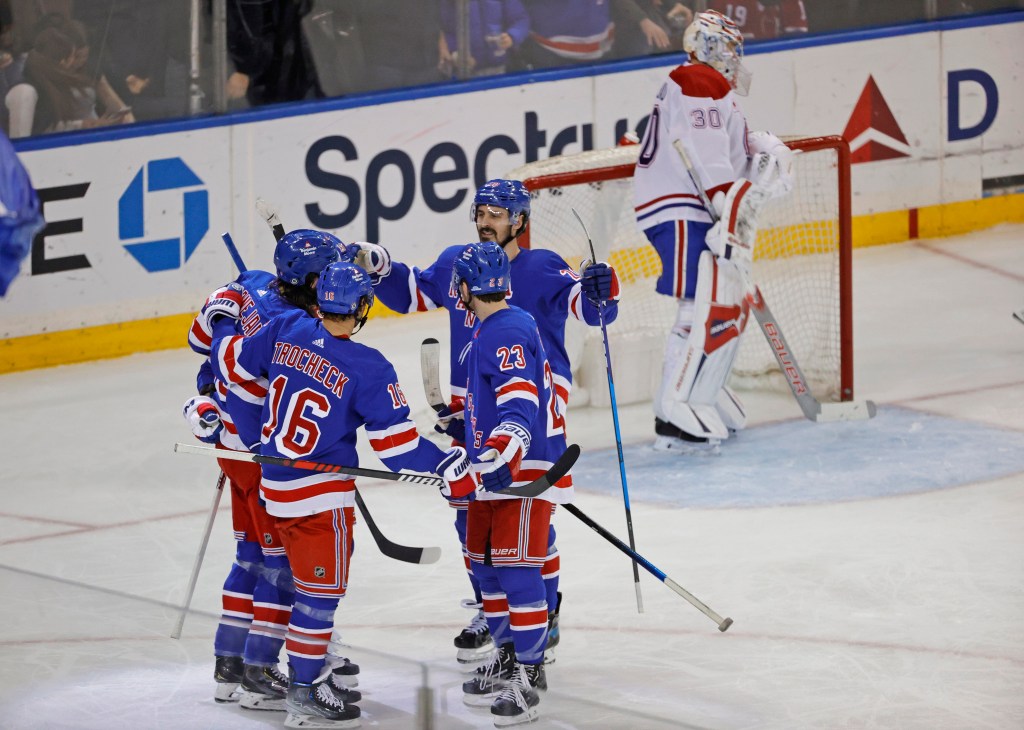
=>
[439,0,530,77]
[300,0,368,97]
[609,0,684,59]
[511,0,614,71]
[73,0,189,122]
[7,26,133,137]
[225,0,319,107]
[707,0,807,40]
[354,0,445,91]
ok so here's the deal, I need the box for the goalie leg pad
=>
[657,252,749,440]
[716,385,747,433]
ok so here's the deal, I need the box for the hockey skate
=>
[239,663,289,711]
[462,642,515,707]
[490,662,546,727]
[326,633,361,688]
[653,418,721,455]
[543,591,562,665]
[285,667,361,729]
[454,599,494,666]
[213,655,243,703]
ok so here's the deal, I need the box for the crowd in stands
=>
[0,0,1015,139]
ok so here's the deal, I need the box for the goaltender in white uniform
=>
[633,9,794,453]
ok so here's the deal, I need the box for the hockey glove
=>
[478,422,530,493]
[579,260,620,305]
[437,446,477,501]
[434,400,466,445]
[202,287,243,330]
[354,242,392,283]
[183,395,223,444]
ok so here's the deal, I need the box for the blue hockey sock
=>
[496,565,548,664]
[244,553,294,665]
[287,594,340,684]
[214,541,261,657]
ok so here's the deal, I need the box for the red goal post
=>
[505,135,855,406]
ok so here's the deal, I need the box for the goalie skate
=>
[653,418,721,456]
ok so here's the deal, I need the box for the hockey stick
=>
[255,197,287,242]
[570,207,644,614]
[420,338,446,413]
[671,139,876,423]
[218,226,441,563]
[1014,310,1024,326]
[170,471,226,639]
[175,442,579,499]
[562,503,732,632]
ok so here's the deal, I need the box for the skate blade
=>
[285,711,361,729]
[652,436,721,456]
[463,689,504,707]
[542,648,556,665]
[214,683,242,703]
[239,692,287,711]
[492,706,540,726]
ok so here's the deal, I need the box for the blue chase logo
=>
[118,158,209,272]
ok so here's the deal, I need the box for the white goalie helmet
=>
[683,10,752,96]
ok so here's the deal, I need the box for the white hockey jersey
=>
[633,62,750,229]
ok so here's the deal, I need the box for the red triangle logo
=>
[842,76,911,163]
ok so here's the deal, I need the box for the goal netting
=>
[504,135,854,408]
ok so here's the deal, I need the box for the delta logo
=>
[842,76,912,164]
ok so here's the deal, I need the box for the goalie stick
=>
[571,207,644,614]
[563,502,732,631]
[175,442,580,499]
[671,139,876,423]
[170,471,226,638]
[216,225,440,563]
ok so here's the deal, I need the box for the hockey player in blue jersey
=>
[183,229,363,709]
[211,261,476,728]
[357,178,619,664]
[448,241,573,726]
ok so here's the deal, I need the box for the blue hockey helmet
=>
[451,241,510,296]
[274,229,343,285]
[317,261,375,315]
[471,179,531,228]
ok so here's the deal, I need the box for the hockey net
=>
[504,135,853,407]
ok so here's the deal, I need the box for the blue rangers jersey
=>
[465,305,573,504]
[189,270,299,451]
[211,309,449,517]
[374,244,619,414]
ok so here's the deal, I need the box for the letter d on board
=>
[948,69,998,142]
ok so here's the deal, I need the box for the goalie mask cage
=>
[505,135,854,405]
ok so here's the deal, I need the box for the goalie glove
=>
[579,259,620,305]
[353,242,392,283]
[477,422,530,493]
[437,446,477,501]
[746,130,794,198]
[434,400,466,445]
[183,395,223,444]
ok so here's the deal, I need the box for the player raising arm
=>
[445,241,573,726]
[211,261,474,729]
[633,9,794,453]
[355,179,619,665]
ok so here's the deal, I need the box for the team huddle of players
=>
[181,10,794,729]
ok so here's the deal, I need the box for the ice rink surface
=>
[1,225,1022,729]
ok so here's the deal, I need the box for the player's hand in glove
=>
[202,287,243,330]
[354,242,392,283]
[477,422,530,492]
[579,260,620,305]
[437,446,477,501]
[183,395,223,444]
[434,400,466,445]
